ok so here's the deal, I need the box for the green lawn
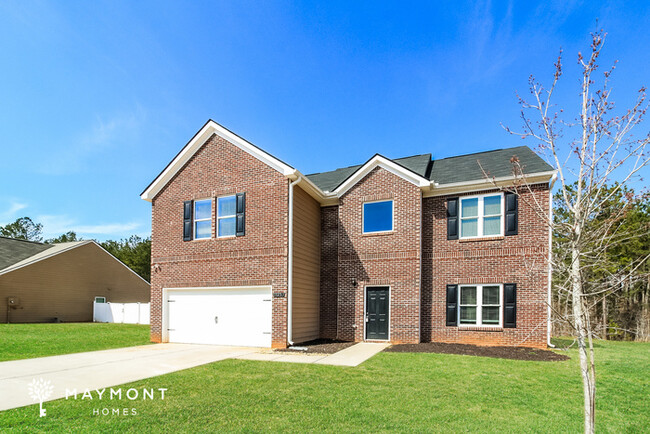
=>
[0,323,151,361]
[1,339,647,432]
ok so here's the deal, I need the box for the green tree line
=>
[553,184,650,341]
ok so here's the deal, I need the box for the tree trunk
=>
[602,296,607,340]
[571,245,596,434]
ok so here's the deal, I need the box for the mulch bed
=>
[276,339,356,354]
[384,342,570,361]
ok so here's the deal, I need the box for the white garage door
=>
[167,287,272,347]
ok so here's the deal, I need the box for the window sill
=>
[361,231,394,237]
[458,326,503,332]
[459,236,504,243]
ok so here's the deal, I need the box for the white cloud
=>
[37,214,141,240]
[0,201,28,225]
[36,105,146,175]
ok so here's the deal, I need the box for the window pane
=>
[483,286,500,305]
[194,200,212,220]
[195,220,211,239]
[460,287,477,305]
[461,218,478,237]
[218,196,236,217]
[461,198,478,217]
[483,216,501,236]
[482,307,500,324]
[460,307,477,323]
[363,201,393,233]
[484,195,501,216]
[218,217,236,237]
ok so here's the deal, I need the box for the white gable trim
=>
[141,120,296,201]
[333,155,432,197]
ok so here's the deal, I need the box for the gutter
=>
[287,175,302,346]
[547,172,558,348]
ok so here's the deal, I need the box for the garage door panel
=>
[167,287,272,347]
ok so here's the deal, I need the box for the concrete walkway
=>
[0,342,389,412]
[236,342,390,367]
[0,344,255,412]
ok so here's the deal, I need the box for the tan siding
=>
[291,185,321,343]
[0,243,150,323]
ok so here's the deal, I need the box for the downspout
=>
[287,175,302,346]
[547,173,558,348]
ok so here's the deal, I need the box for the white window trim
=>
[458,284,503,327]
[362,199,394,235]
[193,198,213,240]
[94,296,106,303]
[216,195,237,239]
[459,192,504,239]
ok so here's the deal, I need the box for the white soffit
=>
[141,120,296,201]
[333,155,431,197]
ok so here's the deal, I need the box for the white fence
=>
[93,302,150,325]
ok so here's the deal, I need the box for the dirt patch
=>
[276,339,356,354]
[384,342,570,361]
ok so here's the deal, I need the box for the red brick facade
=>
[335,167,421,344]
[150,133,289,348]
[148,127,550,349]
[421,184,550,348]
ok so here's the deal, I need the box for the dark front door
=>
[366,287,389,340]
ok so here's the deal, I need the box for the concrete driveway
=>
[0,344,255,412]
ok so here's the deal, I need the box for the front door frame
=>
[364,285,391,341]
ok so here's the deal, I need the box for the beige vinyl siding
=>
[291,185,321,343]
[0,243,150,323]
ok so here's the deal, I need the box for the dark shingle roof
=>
[305,146,552,191]
[431,146,553,185]
[0,237,51,271]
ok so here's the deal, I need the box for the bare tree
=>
[502,30,650,433]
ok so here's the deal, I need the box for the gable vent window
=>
[193,199,213,239]
[363,200,393,234]
[217,196,237,237]
[460,193,503,238]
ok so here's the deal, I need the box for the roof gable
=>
[0,240,150,284]
[333,154,431,196]
[141,120,296,201]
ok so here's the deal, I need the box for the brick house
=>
[141,120,555,349]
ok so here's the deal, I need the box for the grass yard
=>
[1,339,648,432]
[0,323,151,361]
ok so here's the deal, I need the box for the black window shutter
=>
[503,283,517,328]
[446,284,458,326]
[447,197,459,240]
[183,200,193,241]
[504,192,518,236]
[236,193,246,237]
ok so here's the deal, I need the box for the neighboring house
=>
[142,120,555,349]
[0,237,150,323]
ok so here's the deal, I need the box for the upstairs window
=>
[217,195,237,237]
[363,200,393,234]
[193,199,212,239]
[460,193,503,238]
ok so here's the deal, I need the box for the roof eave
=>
[423,170,557,197]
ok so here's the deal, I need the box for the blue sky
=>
[1,1,649,240]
